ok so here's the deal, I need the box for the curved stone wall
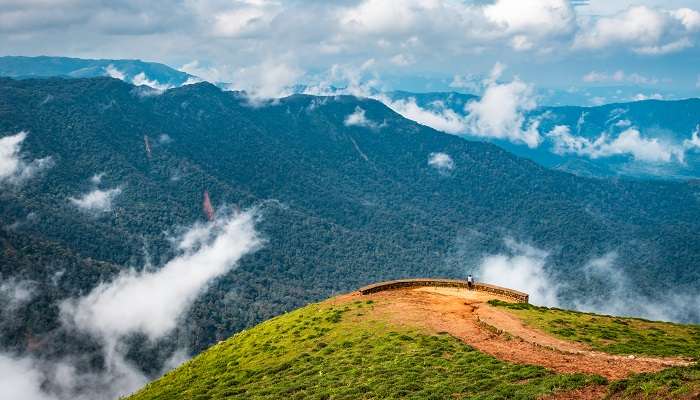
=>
[357,278,529,303]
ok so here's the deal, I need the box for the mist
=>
[0,208,262,400]
[474,238,700,323]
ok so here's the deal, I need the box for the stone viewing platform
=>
[358,278,529,303]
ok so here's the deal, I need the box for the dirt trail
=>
[337,287,693,381]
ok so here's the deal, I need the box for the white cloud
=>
[573,252,700,322]
[228,60,302,101]
[634,37,693,55]
[0,354,56,400]
[104,65,173,92]
[104,64,126,80]
[574,5,697,55]
[427,152,454,171]
[0,131,53,186]
[132,72,173,92]
[389,53,414,66]
[614,119,632,128]
[671,8,700,31]
[89,173,104,185]
[683,125,700,150]
[70,187,122,213]
[0,279,34,311]
[548,125,685,163]
[464,64,542,148]
[582,70,659,85]
[339,0,423,36]
[344,106,384,130]
[0,210,261,400]
[379,96,467,134]
[483,0,574,37]
[475,239,560,307]
[632,92,664,101]
[211,1,281,38]
[61,209,261,341]
[449,73,482,93]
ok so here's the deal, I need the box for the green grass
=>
[127,299,604,400]
[488,300,700,359]
[608,363,700,399]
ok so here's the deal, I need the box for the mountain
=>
[127,283,700,399]
[1,77,700,394]
[388,91,700,180]
[0,56,195,88]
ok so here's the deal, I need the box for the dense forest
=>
[1,77,699,377]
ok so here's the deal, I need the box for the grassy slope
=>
[489,300,700,398]
[488,300,700,358]
[128,299,603,400]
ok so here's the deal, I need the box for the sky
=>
[2,0,700,103]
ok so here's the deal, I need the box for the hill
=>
[127,282,700,399]
[1,76,700,385]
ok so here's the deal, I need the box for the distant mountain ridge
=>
[0,55,196,87]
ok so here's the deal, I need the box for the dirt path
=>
[337,287,693,381]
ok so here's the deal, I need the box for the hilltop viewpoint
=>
[127,280,700,400]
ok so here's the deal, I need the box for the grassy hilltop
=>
[127,292,700,400]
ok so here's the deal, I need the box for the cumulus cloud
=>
[70,187,122,213]
[483,0,574,39]
[475,239,560,306]
[0,131,53,185]
[574,6,698,55]
[62,209,261,341]
[464,64,541,148]
[548,125,685,163]
[427,152,454,172]
[671,8,700,31]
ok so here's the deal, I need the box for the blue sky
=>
[2,0,700,104]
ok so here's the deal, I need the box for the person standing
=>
[467,274,474,289]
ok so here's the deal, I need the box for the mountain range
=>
[1,58,700,397]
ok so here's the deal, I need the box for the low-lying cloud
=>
[344,107,384,130]
[475,239,559,306]
[62,209,262,340]
[70,187,122,213]
[104,65,172,93]
[427,152,455,172]
[0,131,53,185]
[0,208,262,400]
[548,125,686,163]
[473,239,700,323]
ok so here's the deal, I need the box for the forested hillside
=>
[1,77,699,378]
